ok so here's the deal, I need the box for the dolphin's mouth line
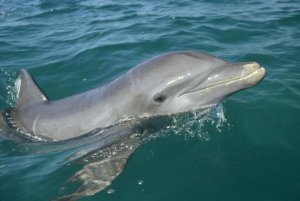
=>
[180,67,266,96]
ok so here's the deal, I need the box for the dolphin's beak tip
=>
[248,65,266,86]
[243,62,261,71]
[260,66,267,79]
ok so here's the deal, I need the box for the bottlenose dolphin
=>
[0,51,266,200]
[0,51,265,142]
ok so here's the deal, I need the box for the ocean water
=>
[0,0,300,200]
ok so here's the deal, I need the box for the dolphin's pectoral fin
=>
[57,134,140,201]
[17,69,48,108]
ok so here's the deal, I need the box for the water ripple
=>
[0,0,300,200]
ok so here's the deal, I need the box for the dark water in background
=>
[0,0,300,200]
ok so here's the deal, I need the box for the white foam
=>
[0,69,19,107]
[142,103,228,143]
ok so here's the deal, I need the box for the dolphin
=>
[0,51,265,141]
[0,51,266,200]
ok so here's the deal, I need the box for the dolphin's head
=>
[120,51,266,116]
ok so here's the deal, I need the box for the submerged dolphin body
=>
[0,51,265,141]
[0,51,266,199]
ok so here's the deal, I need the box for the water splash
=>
[142,104,228,143]
[107,188,115,194]
[0,68,19,108]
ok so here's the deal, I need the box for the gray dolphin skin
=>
[0,51,266,141]
[0,51,266,200]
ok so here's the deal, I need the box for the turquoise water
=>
[1,0,300,200]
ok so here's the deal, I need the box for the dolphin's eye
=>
[153,93,166,104]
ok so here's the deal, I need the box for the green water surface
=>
[0,0,300,201]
